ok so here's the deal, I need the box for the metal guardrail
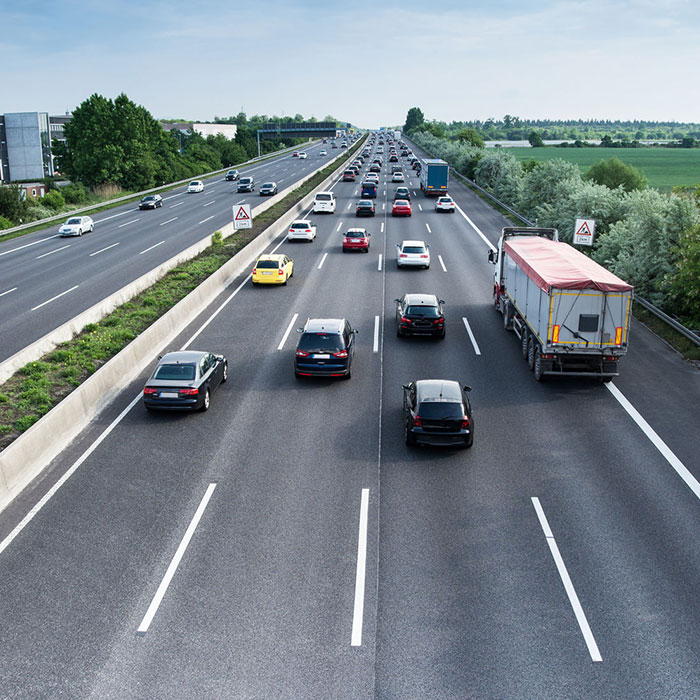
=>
[0,141,310,236]
[404,134,700,348]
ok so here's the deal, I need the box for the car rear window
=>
[290,222,309,229]
[403,246,425,254]
[298,333,344,352]
[406,305,439,317]
[154,364,196,381]
[256,260,279,269]
[417,402,464,419]
[395,200,409,206]
[316,194,332,201]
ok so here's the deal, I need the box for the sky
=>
[2,0,700,128]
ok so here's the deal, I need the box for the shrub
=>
[61,182,91,204]
[585,157,648,192]
[0,215,13,230]
[211,231,223,246]
[41,189,66,210]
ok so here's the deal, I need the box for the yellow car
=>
[251,254,294,285]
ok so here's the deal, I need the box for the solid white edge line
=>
[373,315,379,353]
[137,483,217,634]
[531,497,602,663]
[455,203,497,252]
[605,383,700,500]
[139,241,165,255]
[351,488,370,646]
[36,245,70,259]
[31,285,79,311]
[377,254,382,271]
[461,317,482,356]
[0,235,59,258]
[277,313,299,351]
[89,242,120,257]
[0,287,18,297]
[438,255,447,272]
[317,252,328,270]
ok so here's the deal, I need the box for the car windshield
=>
[66,218,81,225]
[417,402,464,420]
[406,305,439,317]
[142,196,156,201]
[403,246,425,254]
[154,363,196,381]
[262,183,274,188]
[256,260,279,269]
[298,333,343,352]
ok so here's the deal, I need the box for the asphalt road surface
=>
[0,136,699,699]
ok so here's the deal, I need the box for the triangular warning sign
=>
[576,221,592,236]
[235,206,250,221]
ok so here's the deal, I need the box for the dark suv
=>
[294,318,358,379]
[395,293,445,338]
[402,379,474,447]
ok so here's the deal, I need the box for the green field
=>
[505,147,700,190]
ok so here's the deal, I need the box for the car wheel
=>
[464,433,474,448]
[222,362,228,383]
[78,229,83,236]
[405,422,416,446]
[90,224,94,232]
[343,368,352,380]
[200,388,210,411]
[425,264,430,269]
[438,330,446,339]
[283,275,287,286]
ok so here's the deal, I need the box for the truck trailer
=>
[489,227,633,381]
[419,159,449,197]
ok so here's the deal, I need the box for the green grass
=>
[506,147,700,191]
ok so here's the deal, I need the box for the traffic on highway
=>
[1,131,699,699]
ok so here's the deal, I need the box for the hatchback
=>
[187,181,204,193]
[260,182,278,196]
[392,199,412,217]
[356,200,375,217]
[225,170,239,181]
[287,219,317,242]
[435,196,456,213]
[294,318,358,379]
[394,186,411,200]
[392,172,405,183]
[396,240,430,268]
[143,351,228,412]
[252,254,294,284]
[402,380,474,447]
[343,170,356,182]
[343,228,371,253]
[395,293,445,338]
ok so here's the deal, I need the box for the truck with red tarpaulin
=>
[488,227,634,381]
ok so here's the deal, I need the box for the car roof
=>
[303,318,345,333]
[404,293,438,305]
[262,182,276,186]
[256,253,285,262]
[346,228,367,234]
[415,380,463,402]
[159,351,207,363]
[291,219,312,225]
[316,191,333,196]
[401,239,426,246]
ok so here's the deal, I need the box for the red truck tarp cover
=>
[505,237,634,293]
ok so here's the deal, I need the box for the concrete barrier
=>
[0,138,365,514]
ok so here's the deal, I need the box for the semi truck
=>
[488,227,633,381]
[420,159,449,197]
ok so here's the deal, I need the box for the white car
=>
[298,152,308,160]
[319,149,328,156]
[365,173,379,184]
[287,219,317,242]
[435,196,456,213]
[59,215,94,237]
[392,172,405,182]
[187,180,204,193]
[312,191,336,214]
[396,240,430,269]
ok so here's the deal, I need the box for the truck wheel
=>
[521,329,529,359]
[502,302,513,331]
[533,349,546,382]
[527,337,536,371]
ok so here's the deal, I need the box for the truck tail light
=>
[615,327,623,344]
[552,325,560,343]
[604,355,619,362]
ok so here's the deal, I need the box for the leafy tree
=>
[0,184,30,223]
[456,127,484,148]
[667,224,700,326]
[404,107,425,133]
[528,131,545,147]
[518,159,583,221]
[585,157,647,192]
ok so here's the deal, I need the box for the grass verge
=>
[0,138,365,451]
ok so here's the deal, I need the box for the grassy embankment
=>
[0,139,365,451]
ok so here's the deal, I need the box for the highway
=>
[0,141,335,364]
[1,135,700,699]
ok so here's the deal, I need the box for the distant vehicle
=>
[343,227,371,253]
[395,293,445,338]
[369,163,381,173]
[287,219,317,242]
[319,149,328,156]
[356,199,375,217]
[294,318,358,379]
[251,253,294,285]
[389,155,399,162]
[259,182,278,196]
[402,380,474,448]
[187,180,204,193]
[420,158,449,197]
[139,194,163,209]
[331,142,338,148]
[237,177,255,192]
[59,215,94,237]
[343,170,356,182]
[392,171,405,183]
[435,195,456,213]
[298,151,308,159]
[313,191,336,214]
[394,186,411,200]
[292,152,299,157]
[396,239,430,268]
[365,173,379,184]
[392,199,412,217]
[143,351,228,412]
[361,181,378,198]
[225,170,240,181]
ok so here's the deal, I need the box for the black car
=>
[356,199,376,216]
[294,318,357,379]
[389,154,398,162]
[260,182,278,196]
[225,170,239,181]
[369,163,381,173]
[412,161,421,171]
[143,351,228,411]
[139,194,163,209]
[394,186,411,200]
[395,294,446,338]
[402,379,473,447]
[237,177,255,192]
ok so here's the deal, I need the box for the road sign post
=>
[233,203,252,230]
[573,218,595,247]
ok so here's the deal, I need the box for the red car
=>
[343,228,371,253]
[392,199,412,217]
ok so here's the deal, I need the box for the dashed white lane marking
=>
[425,223,432,233]
[139,241,165,255]
[277,313,299,350]
[373,316,380,353]
[199,215,215,225]
[169,201,184,208]
[0,287,18,297]
[438,255,447,272]
[89,242,120,257]
[418,203,423,211]
[0,236,59,258]
[378,254,382,271]
[380,222,384,233]
[318,252,328,270]
[462,316,482,355]
[31,285,79,311]
[202,200,216,207]
[36,245,70,259]
[118,219,140,228]
[337,222,343,232]
[159,217,178,226]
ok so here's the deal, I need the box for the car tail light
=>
[399,254,407,258]
[332,350,348,358]
[143,387,157,395]
[305,229,311,233]
[296,350,310,357]
[461,416,470,429]
[252,268,257,275]
[180,388,199,395]
[433,318,444,325]
[420,254,428,258]
[400,317,412,324]
[413,415,422,427]
[278,269,284,275]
